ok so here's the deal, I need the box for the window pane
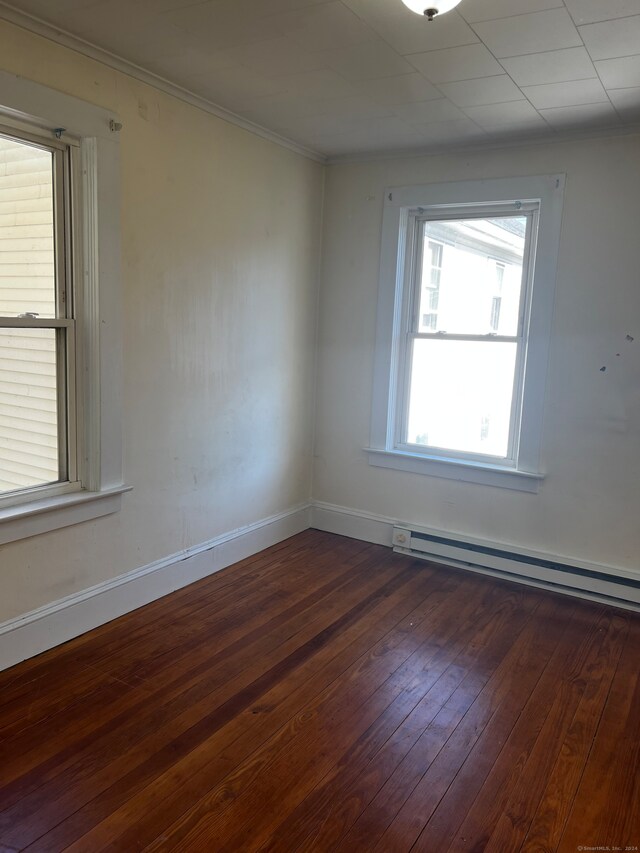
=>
[0,328,60,493]
[0,136,56,319]
[406,339,517,458]
[417,217,526,336]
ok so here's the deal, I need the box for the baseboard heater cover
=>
[392,526,640,609]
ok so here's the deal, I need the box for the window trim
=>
[0,70,128,543]
[367,174,566,493]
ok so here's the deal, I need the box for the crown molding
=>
[0,1,327,164]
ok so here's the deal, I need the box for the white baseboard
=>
[4,498,636,673]
[311,501,395,547]
[0,503,311,672]
[310,501,640,612]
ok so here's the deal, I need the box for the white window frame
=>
[0,122,79,510]
[367,174,565,493]
[0,71,127,544]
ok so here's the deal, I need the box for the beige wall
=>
[315,135,640,571]
[0,20,324,621]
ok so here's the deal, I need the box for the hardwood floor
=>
[0,530,638,852]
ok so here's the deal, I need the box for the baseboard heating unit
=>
[391,526,640,610]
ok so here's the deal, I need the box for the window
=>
[0,70,125,544]
[369,175,565,492]
[0,127,76,506]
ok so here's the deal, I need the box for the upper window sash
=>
[0,123,72,324]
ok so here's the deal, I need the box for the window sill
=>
[0,485,132,546]
[365,448,543,493]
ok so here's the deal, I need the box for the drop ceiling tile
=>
[168,0,375,52]
[166,2,289,48]
[184,66,289,108]
[523,78,608,109]
[458,0,563,24]
[413,119,487,143]
[539,102,621,127]
[564,0,640,25]
[595,55,640,89]
[161,0,328,10]
[144,46,237,81]
[240,92,333,124]
[483,121,552,139]
[438,75,525,107]
[313,96,395,119]
[222,37,326,78]
[407,44,503,83]
[394,98,467,122]
[269,69,360,100]
[337,0,393,16]
[579,16,640,60]
[285,1,380,51]
[246,0,334,12]
[607,87,640,121]
[355,73,442,105]
[321,40,415,81]
[316,127,427,156]
[501,47,597,87]
[244,93,392,127]
[462,100,542,126]
[42,2,174,54]
[276,113,361,137]
[384,10,479,54]
[304,116,428,150]
[356,9,479,56]
[474,9,582,58]
[10,0,106,13]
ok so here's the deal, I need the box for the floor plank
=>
[0,530,637,853]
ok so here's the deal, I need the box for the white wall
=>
[0,20,324,623]
[314,135,640,572]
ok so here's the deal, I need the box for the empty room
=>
[0,0,638,850]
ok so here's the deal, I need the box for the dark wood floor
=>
[0,531,638,852]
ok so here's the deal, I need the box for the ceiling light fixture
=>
[401,0,463,21]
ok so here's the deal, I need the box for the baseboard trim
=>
[310,501,640,612]
[311,501,395,547]
[0,503,311,672]
[4,498,636,672]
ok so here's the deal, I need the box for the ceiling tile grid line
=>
[560,0,640,123]
[0,0,639,156]
[562,6,637,126]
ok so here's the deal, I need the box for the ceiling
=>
[2,0,640,158]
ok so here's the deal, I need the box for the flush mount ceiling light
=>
[401,0,463,20]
